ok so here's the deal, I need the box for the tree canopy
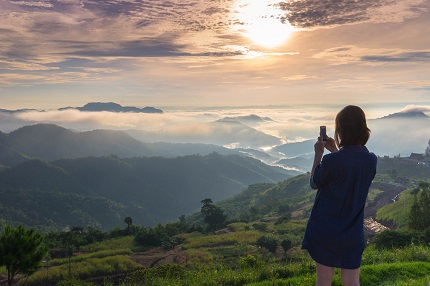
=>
[200,198,227,232]
[0,225,48,285]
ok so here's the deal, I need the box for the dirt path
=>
[363,182,407,236]
[365,182,406,218]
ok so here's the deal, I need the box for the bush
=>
[372,230,418,249]
[240,255,258,268]
[252,223,269,232]
[256,236,278,253]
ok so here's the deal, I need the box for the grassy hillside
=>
[216,174,315,221]
[13,220,430,286]
[376,188,416,230]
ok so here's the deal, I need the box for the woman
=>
[302,105,377,286]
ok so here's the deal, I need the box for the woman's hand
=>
[324,137,338,153]
[314,137,325,155]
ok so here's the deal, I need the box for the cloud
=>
[400,105,430,113]
[2,105,428,156]
[281,74,317,81]
[0,107,335,141]
[277,0,427,29]
[361,51,430,63]
[313,46,430,66]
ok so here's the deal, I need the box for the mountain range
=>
[0,124,292,230]
[0,102,163,114]
[59,102,163,113]
[126,120,283,149]
[0,124,243,167]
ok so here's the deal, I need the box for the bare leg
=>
[340,268,360,286]
[315,262,334,286]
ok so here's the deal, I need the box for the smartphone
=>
[320,126,327,142]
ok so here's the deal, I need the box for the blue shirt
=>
[302,145,377,269]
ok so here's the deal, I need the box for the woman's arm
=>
[310,138,325,177]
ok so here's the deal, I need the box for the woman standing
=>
[302,105,377,286]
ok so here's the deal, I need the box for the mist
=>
[1,105,429,158]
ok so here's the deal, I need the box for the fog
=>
[1,105,429,157]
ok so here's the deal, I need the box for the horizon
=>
[1,101,429,158]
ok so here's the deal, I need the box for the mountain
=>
[367,112,430,156]
[271,140,314,158]
[59,102,163,113]
[127,120,282,149]
[0,124,238,167]
[0,108,37,113]
[0,153,290,230]
[378,110,429,119]
[219,114,273,124]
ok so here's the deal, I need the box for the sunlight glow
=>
[233,0,294,48]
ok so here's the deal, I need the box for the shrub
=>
[240,255,258,268]
[252,223,269,232]
[372,230,417,249]
[256,236,278,253]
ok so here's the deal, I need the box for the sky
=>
[1,0,430,110]
[1,0,430,156]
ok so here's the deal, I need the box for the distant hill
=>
[216,174,314,220]
[367,111,430,156]
[0,124,239,167]
[0,103,163,114]
[378,110,429,119]
[59,102,163,113]
[271,140,314,157]
[127,120,282,149]
[219,114,273,124]
[0,153,290,230]
[0,108,37,113]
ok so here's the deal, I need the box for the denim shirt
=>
[302,145,377,269]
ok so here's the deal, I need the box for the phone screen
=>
[320,126,327,141]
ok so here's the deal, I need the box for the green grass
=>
[367,188,383,203]
[48,249,133,266]
[361,262,430,285]
[376,189,415,229]
[363,245,430,265]
[181,230,263,250]
[15,218,430,286]
[79,236,135,253]
[25,255,141,285]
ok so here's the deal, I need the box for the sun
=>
[233,0,294,48]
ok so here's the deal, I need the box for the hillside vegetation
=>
[0,153,289,231]
[1,163,430,285]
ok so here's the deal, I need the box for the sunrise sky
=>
[1,0,430,110]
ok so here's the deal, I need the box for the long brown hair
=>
[334,105,371,147]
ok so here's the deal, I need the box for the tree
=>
[0,225,48,286]
[124,216,133,232]
[200,198,227,232]
[408,182,430,230]
[409,195,422,230]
